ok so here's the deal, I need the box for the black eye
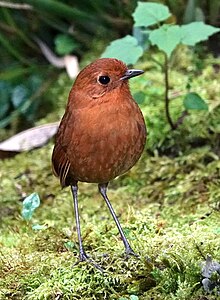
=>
[98,76,110,85]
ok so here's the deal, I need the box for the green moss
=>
[1,145,219,299]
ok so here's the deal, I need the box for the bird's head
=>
[70,58,144,102]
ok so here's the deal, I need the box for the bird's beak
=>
[120,69,144,80]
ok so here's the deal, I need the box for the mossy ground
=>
[0,51,220,299]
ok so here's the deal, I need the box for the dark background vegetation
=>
[0,0,220,135]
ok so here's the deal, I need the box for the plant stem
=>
[164,54,176,130]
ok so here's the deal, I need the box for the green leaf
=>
[149,25,181,57]
[183,92,208,110]
[180,22,220,46]
[55,34,78,55]
[11,85,28,108]
[133,2,171,27]
[22,193,40,221]
[130,296,139,300]
[101,35,143,65]
[64,241,75,250]
[32,224,47,230]
[133,91,146,104]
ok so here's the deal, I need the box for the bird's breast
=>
[63,98,146,183]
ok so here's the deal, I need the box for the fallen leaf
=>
[0,122,59,157]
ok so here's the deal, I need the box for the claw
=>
[73,250,104,273]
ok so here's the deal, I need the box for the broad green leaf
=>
[183,92,208,110]
[101,35,143,65]
[133,2,171,27]
[149,25,181,57]
[55,34,78,55]
[180,22,220,46]
[22,192,40,221]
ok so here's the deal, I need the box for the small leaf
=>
[32,224,47,230]
[183,92,208,110]
[101,35,143,65]
[133,2,171,27]
[55,34,78,55]
[64,241,75,250]
[133,91,146,104]
[11,85,28,108]
[149,25,182,57]
[180,22,220,46]
[22,193,40,221]
[130,296,139,300]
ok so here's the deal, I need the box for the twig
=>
[174,110,189,128]
[0,1,32,10]
[164,54,176,130]
[34,37,65,68]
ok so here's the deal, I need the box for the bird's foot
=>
[73,250,104,273]
[124,246,139,260]
[79,250,90,262]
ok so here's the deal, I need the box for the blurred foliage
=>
[0,74,51,129]
[0,0,137,130]
[102,2,219,130]
[0,0,219,133]
[129,48,220,154]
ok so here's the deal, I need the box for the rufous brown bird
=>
[52,58,146,266]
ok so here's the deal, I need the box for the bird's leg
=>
[71,184,88,262]
[71,184,103,272]
[98,183,137,257]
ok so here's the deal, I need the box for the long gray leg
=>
[71,184,103,272]
[98,183,137,256]
[71,184,88,261]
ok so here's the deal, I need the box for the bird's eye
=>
[98,76,110,85]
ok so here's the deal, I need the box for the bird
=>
[52,58,146,267]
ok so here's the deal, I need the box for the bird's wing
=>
[52,142,71,188]
[51,110,73,188]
